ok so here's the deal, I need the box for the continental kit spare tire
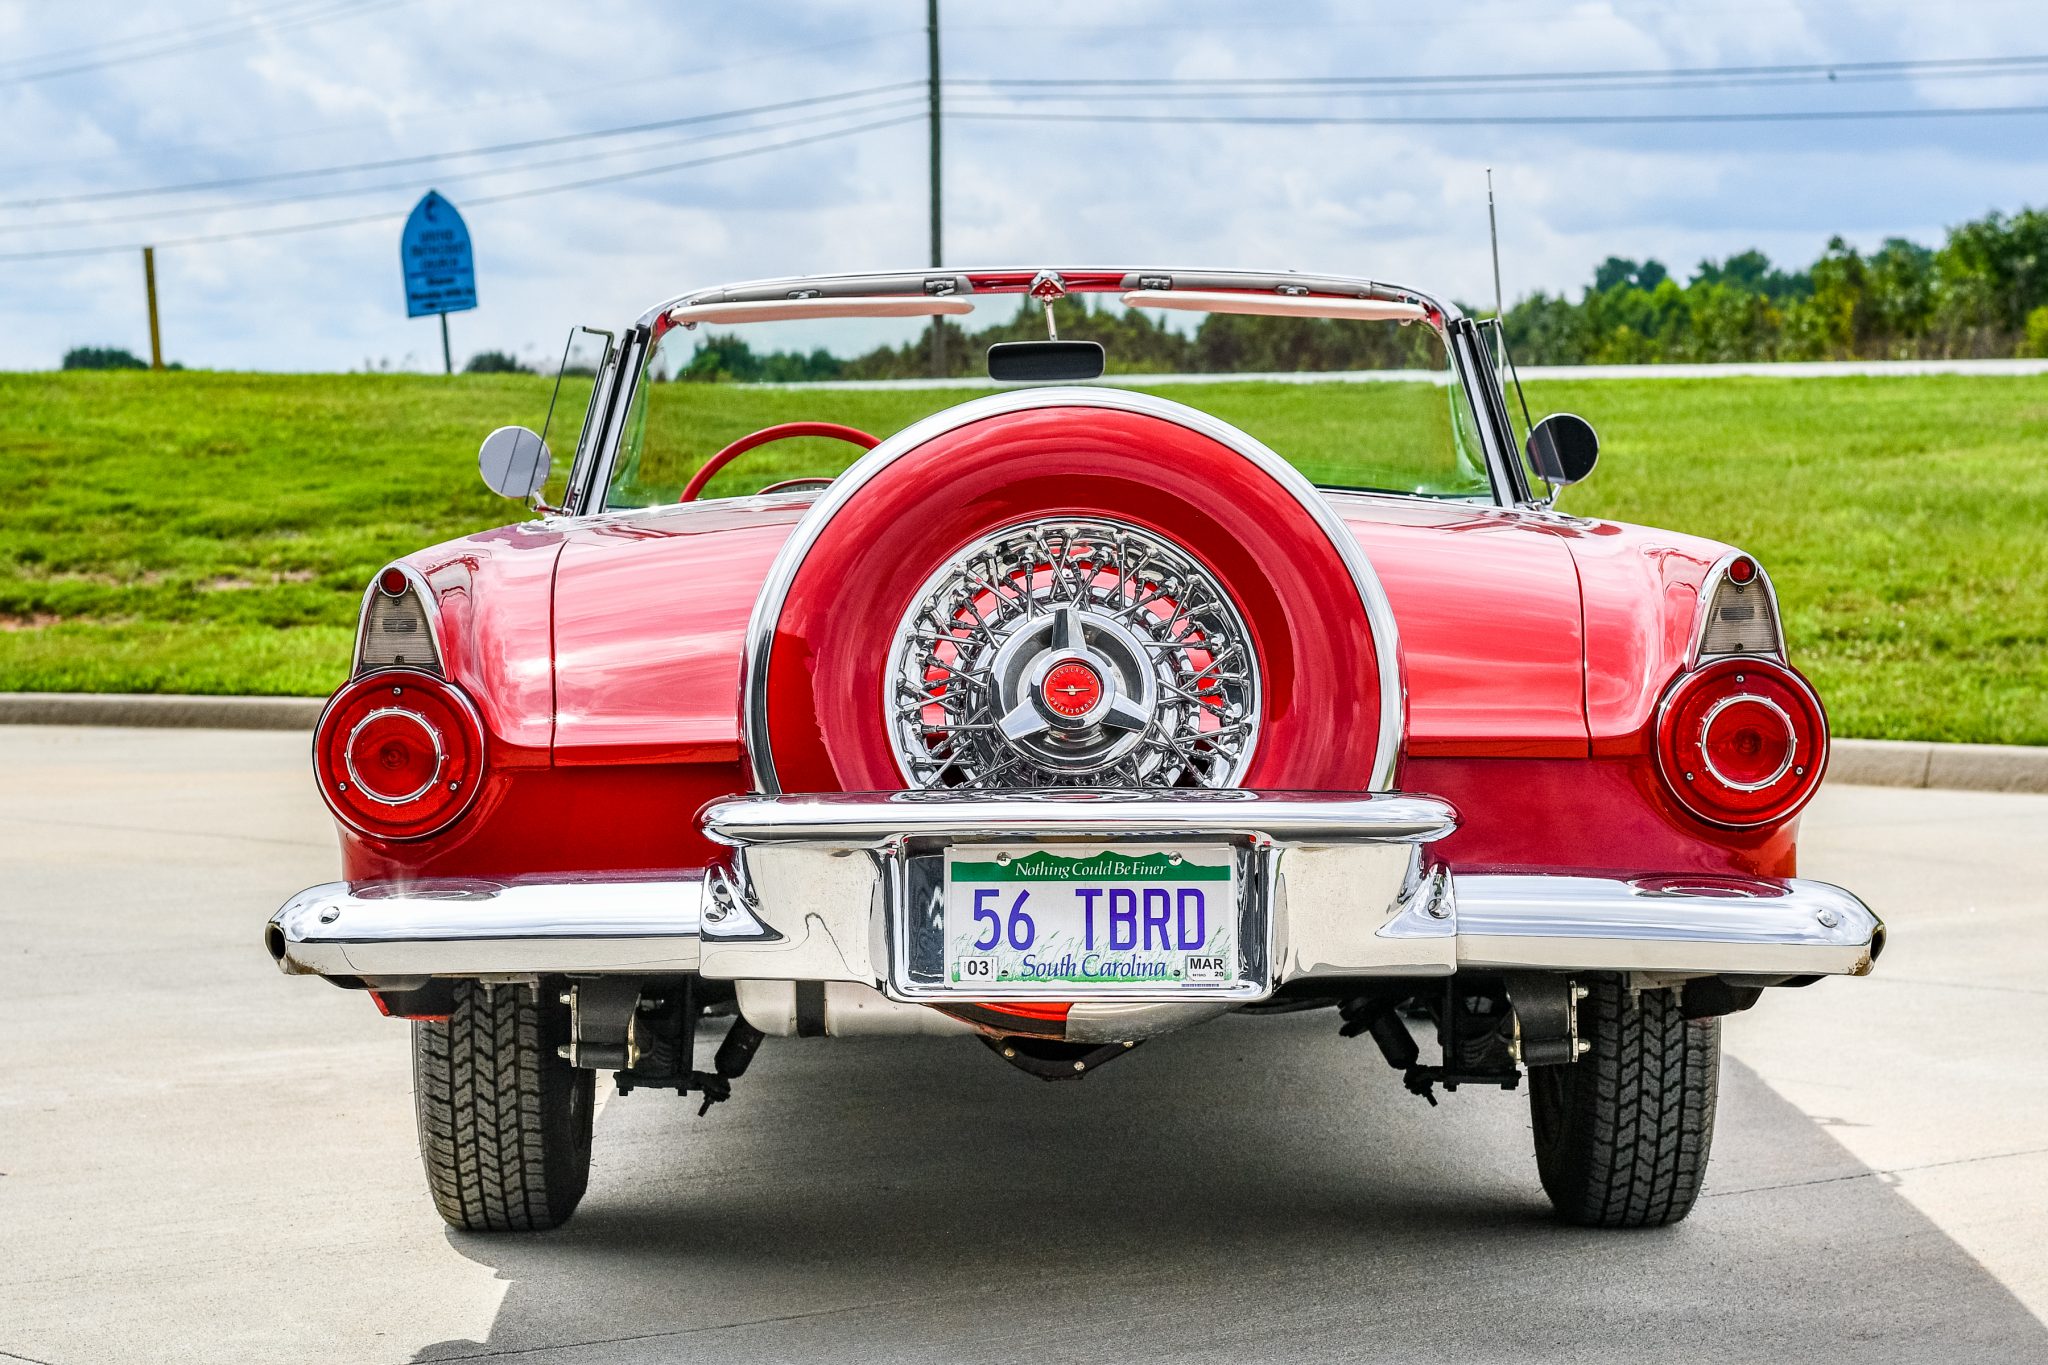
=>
[741,388,1405,797]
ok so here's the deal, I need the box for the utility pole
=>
[142,246,164,371]
[927,0,947,377]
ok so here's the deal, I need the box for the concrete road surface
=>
[2,726,2044,1364]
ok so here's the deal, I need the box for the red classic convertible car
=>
[267,267,1881,1234]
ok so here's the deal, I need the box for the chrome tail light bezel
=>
[1692,551,1787,666]
[1654,655,1828,829]
[352,562,445,676]
[314,667,486,841]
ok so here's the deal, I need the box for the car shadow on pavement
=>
[411,1011,2047,1365]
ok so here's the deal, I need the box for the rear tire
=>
[1529,977,1719,1228]
[412,980,594,1232]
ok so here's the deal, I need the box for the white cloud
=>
[3,0,2047,369]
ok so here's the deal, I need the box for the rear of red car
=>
[267,268,1879,1234]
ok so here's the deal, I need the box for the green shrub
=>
[62,346,147,371]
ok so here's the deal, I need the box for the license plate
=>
[941,845,1240,993]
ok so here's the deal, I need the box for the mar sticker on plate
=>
[942,846,1239,992]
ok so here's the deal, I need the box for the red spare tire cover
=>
[746,393,1403,794]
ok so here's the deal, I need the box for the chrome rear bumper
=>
[266,876,703,980]
[266,791,1881,987]
[1451,874,1882,977]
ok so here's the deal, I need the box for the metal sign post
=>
[399,190,477,375]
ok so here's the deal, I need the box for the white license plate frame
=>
[888,842,1270,1002]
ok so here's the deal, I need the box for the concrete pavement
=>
[2,726,2045,1363]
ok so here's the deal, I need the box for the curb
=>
[2,693,2044,795]
[1826,737,2048,795]
[0,691,323,731]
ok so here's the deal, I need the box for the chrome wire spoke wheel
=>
[887,517,1260,789]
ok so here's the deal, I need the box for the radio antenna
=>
[1486,168,1505,369]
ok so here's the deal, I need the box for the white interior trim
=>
[1121,290,1430,323]
[667,297,974,328]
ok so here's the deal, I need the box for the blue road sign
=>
[400,190,476,319]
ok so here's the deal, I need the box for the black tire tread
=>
[1531,977,1719,1229]
[412,981,592,1233]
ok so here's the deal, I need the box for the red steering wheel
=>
[678,421,881,502]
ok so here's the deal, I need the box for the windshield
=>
[607,292,1493,509]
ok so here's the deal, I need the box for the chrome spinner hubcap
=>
[888,518,1260,789]
[988,600,1159,772]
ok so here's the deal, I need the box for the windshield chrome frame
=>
[577,267,1525,514]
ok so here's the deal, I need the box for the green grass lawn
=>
[2,370,2043,745]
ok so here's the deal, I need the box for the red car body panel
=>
[340,480,1792,884]
[551,501,806,767]
[1328,494,1586,759]
[407,523,565,757]
[1545,517,1735,751]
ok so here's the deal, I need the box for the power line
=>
[950,102,2048,129]
[0,81,926,212]
[0,0,413,86]
[0,114,924,264]
[17,49,2042,216]
[0,27,924,179]
[465,112,921,206]
[950,65,2048,102]
[0,95,929,235]
[0,0,345,69]
[951,52,2048,90]
[946,1,2048,36]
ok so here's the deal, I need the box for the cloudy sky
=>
[3,0,2046,371]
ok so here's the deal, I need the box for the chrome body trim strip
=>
[1691,550,1790,666]
[580,323,646,518]
[1449,873,1882,977]
[349,562,444,678]
[266,876,704,978]
[737,388,1412,796]
[1448,317,1531,506]
[701,789,1458,848]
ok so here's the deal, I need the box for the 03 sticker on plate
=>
[942,845,1239,992]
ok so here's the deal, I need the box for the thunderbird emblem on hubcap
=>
[1039,658,1105,719]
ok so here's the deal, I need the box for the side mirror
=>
[478,425,551,501]
[1525,412,1600,489]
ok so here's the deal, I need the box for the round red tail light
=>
[1655,657,1826,827]
[315,669,485,839]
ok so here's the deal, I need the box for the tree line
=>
[1507,206,2048,364]
[673,203,2048,380]
[672,294,1446,383]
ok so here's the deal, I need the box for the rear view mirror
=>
[987,340,1106,383]
[1525,413,1600,489]
[478,425,551,501]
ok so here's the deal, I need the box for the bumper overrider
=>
[266,789,1884,1000]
